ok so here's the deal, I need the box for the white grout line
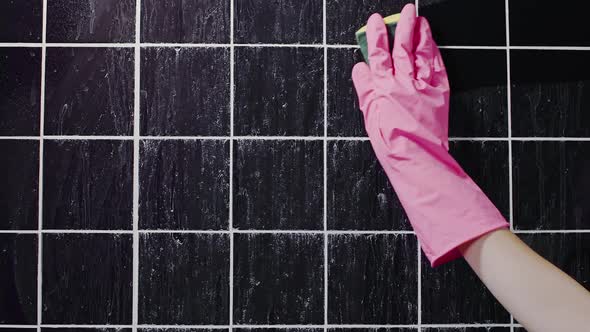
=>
[322,0,329,328]
[37,0,48,328]
[229,0,235,329]
[132,0,141,329]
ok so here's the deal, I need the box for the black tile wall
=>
[3,329,37,332]
[236,328,322,332]
[449,141,510,219]
[139,139,230,230]
[519,233,590,291]
[330,329,416,332]
[328,234,418,324]
[419,0,506,46]
[139,234,230,324]
[0,140,38,230]
[443,49,508,138]
[0,0,42,42]
[233,140,323,230]
[141,329,225,332]
[0,48,41,136]
[511,50,590,137]
[513,141,590,230]
[44,48,134,136]
[141,0,230,43]
[141,47,230,136]
[42,234,133,324]
[233,234,324,324]
[46,0,135,43]
[327,140,410,230]
[0,234,37,324]
[422,329,510,332]
[327,48,366,137]
[421,255,509,324]
[326,0,414,44]
[234,47,323,136]
[43,140,133,230]
[43,329,132,332]
[234,0,323,44]
[510,0,590,46]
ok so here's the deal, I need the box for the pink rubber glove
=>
[352,4,509,267]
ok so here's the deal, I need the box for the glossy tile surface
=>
[46,0,135,42]
[326,0,413,44]
[139,234,230,324]
[327,48,366,137]
[0,234,37,324]
[510,0,590,46]
[421,254,509,324]
[327,140,410,230]
[141,0,229,43]
[449,141,509,219]
[141,47,230,136]
[328,234,418,324]
[43,140,133,230]
[443,49,508,137]
[234,0,322,44]
[233,234,324,324]
[44,48,134,136]
[419,0,505,46]
[233,140,323,230]
[511,50,590,137]
[234,47,323,136]
[139,139,229,230]
[513,141,590,230]
[0,0,42,42]
[42,234,133,324]
[0,48,41,136]
[0,140,39,230]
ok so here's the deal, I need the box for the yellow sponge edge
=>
[355,13,401,35]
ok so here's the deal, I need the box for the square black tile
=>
[139,139,229,230]
[43,140,133,230]
[449,141,509,219]
[443,49,508,138]
[46,0,135,42]
[327,140,410,231]
[0,48,41,136]
[419,0,505,46]
[0,0,42,42]
[422,329,509,332]
[0,140,38,230]
[140,330,226,332]
[519,233,590,291]
[327,48,366,137]
[43,329,131,332]
[3,329,37,332]
[513,141,590,230]
[233,233,324,324]
[44,48,134,136]
[510,0,590,46]
[328,234,418,324]
[330,329,415,332]
[0,234,37,324]
[141,47,230,136]
[234,0,322,44]
[237,329,322,332]
[233,140,323,230]
[42,234,133,324]
[139,234,230,324]
[510,50,590,137]
[421,254,509,324]
[141,0,229,43]
[234,47,323,136]
[326,0,414,44]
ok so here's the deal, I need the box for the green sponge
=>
[355,13,401,64]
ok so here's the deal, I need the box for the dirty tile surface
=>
[0,0,42,42]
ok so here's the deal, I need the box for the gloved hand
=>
[352,3,509,267]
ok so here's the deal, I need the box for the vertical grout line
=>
[37,0,48,329]
[132,0,141,329]
[229,0,235,329]
[322,0,329,330]
[417,239,421,332]
[505,0,515,331]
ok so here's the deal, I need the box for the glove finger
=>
[414,17,436,84]
[366,13,393,78]
[392,4,417,78]
[352,62,375,114]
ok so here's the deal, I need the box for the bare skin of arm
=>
[459,229,590,332]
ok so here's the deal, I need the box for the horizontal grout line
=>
[0,324,520,329]
[2,229,589,235]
